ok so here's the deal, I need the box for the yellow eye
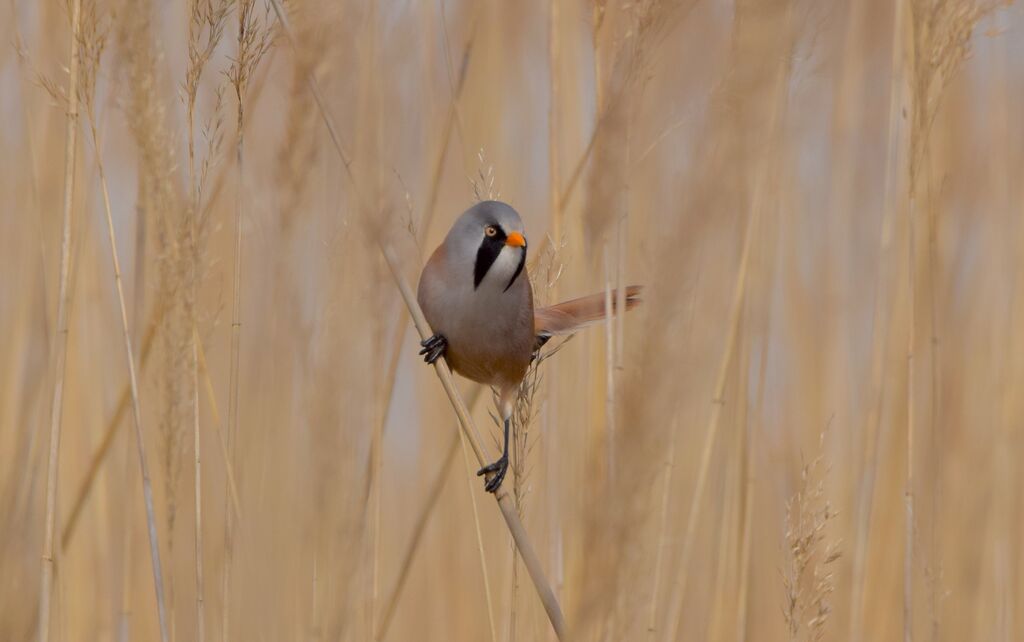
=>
[485,226,498,237]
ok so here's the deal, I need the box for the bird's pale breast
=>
[418,247,534,389]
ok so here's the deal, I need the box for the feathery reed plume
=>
[75,3,171,640]
[470,149,500,203]
[901,3,994,639]
[185,0,230,199]
[422,21,475,237]
[184,4,230,639]
[267,0,353,174]
[274,23,320,232]
[146,8,196,634]
[111,3,188,632]
[580,0,696,250]
[37,0,82,638]
[222,2,274,638]
[781,431,841,642]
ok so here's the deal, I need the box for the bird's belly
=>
[436,306,532,388]
[445,340,527,388]
[418,265,535,389]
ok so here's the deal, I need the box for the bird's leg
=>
[419,334,448,364]
[477,416,510,493]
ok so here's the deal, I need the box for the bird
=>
[417,200,641,493]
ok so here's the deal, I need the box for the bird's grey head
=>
[445,200,528,292]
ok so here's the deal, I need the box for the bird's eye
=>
[484,226,498,237]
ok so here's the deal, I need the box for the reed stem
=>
[382,245,567,640]
[87,106,170,642]
[38,0,83,637]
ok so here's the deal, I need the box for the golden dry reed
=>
[2,0,1022,640]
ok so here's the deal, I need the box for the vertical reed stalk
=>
[736,208,778,642]
[60,305,245,550]
[382,246,567,640]
[37,0,82,637]
[735,348,766,642]
[269,2,563,637]
[647,417,677,640]
[666,57,790,640]
[117,224,153,640]
[222,52,244,642]
[368,8,477,637]
[849,4,908,637]
[457,425,498,642]
[603,247,616,479]
[373,386,487,640]
[184,4,222,618]
[366,2,384,632]
[373,432,459,640]
[647,261,702,641]
[369,91,473,636]
[118,501,134,642]
[82,68,170,642]
[266,3,566,631]
[666,190,755,641]
[184,12,210,637]
[191,331,205,642]
[615,104,629,368]
[902,7,918,638]
[905,198,916,642]
[120,83,149,641]
[548,0,562,248]
[223,1,270,635]
[708,416,742,642]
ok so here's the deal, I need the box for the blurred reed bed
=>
[2,0,1023,640]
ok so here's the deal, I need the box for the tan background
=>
[2,0,1023,640]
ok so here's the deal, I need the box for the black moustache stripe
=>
[504,249,526,292]
[474,236,503,289]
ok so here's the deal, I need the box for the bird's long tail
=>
[534,285,642,338]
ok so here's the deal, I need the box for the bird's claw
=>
[419,334,448,364]
[477,456,508,493]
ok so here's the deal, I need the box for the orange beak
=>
[505,231,526,248]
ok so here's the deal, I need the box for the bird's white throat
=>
[479,245,524,291]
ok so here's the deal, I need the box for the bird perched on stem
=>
[417,200,641,493]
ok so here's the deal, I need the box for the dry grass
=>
[35,0,82,638]
[782,430,841,642]
[3,0,1023,641]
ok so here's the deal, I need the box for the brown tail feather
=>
[534,285,642,337]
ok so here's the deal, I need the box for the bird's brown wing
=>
[533,285,642,338]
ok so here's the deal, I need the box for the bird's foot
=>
[477,455,508,493]
[419,334,448,364]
